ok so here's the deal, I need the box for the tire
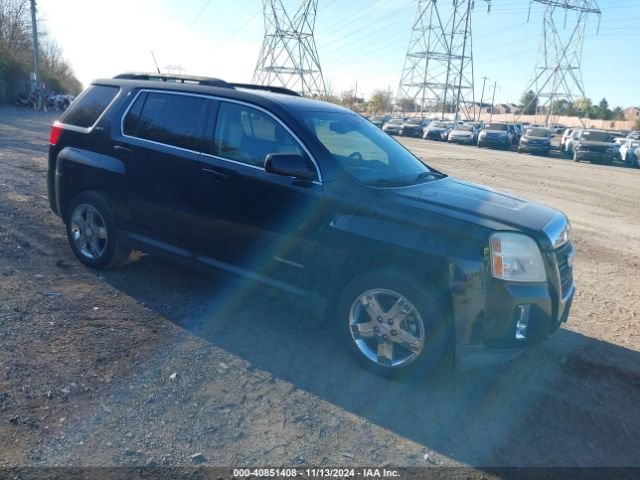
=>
[335,269,450,379]
[517,148,522,154]
[65,191,131,270]
[573,151,579,162]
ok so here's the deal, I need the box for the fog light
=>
[516,305,530,340]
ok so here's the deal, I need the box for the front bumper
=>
[478,136,510,148]
[575,150,613,162]
[424,130,448,140]
[453,241,575,365]
[449,135,475,144]
[400,128,423,137]
[519,144,550,153]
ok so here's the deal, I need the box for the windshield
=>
[486,123,509,131]
[431,122,450,128]
[388,118,404,124]
[301,111,440,186]
[455,125,475,131]
[406,118,422,125]
[580,130,611,142]
[371,115,386,122]
[527,128,550,138]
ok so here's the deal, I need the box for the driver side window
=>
[213,102,304,167]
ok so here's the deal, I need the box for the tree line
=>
[520,90,632,121]
[0,0,81,104]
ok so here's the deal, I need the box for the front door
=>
[191,100,322,290]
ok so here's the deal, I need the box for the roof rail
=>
[113,73,233,89]
[230,83,300,97]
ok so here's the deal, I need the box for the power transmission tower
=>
[396,0,490,119]
[520,0,601,125]
[253,0,326,98]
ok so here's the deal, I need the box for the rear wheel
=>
[65,191,130,270]
[336,270,450,378]
[573,151,579,162]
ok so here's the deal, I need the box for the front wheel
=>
[65,191,131,270]
[336,270,450,378]
[573,151,579,162]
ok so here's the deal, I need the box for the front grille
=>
[581,145,607,153]
[555,243,574,298]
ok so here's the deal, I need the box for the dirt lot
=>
[1,107,639,470]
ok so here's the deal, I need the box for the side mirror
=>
[265,153,316,181]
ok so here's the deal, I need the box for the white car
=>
[619,138,640,167]
[564,128,583,156]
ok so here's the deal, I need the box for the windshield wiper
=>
[415,171,447,181]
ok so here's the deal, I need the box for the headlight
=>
[521,138,529,144]
[490,233,546,282]
[479,132,486,138]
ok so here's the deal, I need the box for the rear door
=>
[109,90,212,252]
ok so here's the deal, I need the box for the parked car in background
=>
[628,130,640,140]
[564,128,583,157]
[423,121,453,141]
[549,124,565,134]
[613,136,628,161]
[619,138,640,167]
[477,122,514,150]
[560,128,574,153]
[382,117,406,135]
[400,118,430,137]
[370,115,391,128]
[573,130,615,164]
[447,123,480,145]
[518,127,552,156]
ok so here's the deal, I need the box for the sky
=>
[38,0,640,108]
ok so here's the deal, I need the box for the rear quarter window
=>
[60,85,119,128]
[123,92,209,151]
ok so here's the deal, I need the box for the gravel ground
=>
[1,107,639,470]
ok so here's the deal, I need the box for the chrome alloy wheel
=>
[70,203,108,260]
[348,289,425,368]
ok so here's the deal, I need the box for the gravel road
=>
[1,107,639,470]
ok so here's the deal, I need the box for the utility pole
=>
[30,0,41,110]
[489,81,497,122]
[478,76,488,121]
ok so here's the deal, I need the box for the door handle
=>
[201,168,228,182]
[113,145,133,155]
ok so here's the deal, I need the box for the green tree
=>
[596,98,611,120]
[520,90,538,115]
[368,89,392,114]
[612,106,624,120]
[396,97,417,112]
[573,97,592,117]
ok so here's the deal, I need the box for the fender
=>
[54,147,125,218]
[324,213,487,345]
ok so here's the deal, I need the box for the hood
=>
[391,177,564,249]
[428,126,449,131]
[579,139,612,146]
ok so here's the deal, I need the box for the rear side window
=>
[213,102,303,167]
[60,85,119,128]
[123,92,209,151]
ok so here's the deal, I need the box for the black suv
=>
[48,73,574,376]
[573,129,616,165]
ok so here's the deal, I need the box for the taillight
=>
[49,122,63,145]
